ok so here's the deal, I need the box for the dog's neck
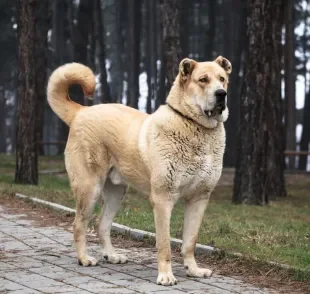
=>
[166,103,195,123]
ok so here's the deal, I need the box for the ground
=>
[0,193,309,293]
[0,155,310,291]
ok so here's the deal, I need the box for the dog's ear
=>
[214,56,232,74]
[179,58,197,81]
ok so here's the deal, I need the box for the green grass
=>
[0,154,309,275]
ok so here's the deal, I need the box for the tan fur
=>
[47,56,232,286]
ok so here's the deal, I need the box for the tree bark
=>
[71,0,93,105]
[162,0,181,97]
[284,0,296,168]
[233,0,287,205]
[299,91,310,170]
[35,0,48,156]
[224,0,245,166]
[15,0,39,184]
[52,0,69,155]
[205,0,215,61]
[94,0,112,104]
[127,0,141,109]
[146,0,157,113]
[0,86,6,153]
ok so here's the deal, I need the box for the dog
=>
[47,56,231,286]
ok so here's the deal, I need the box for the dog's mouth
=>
[203,104,226,117]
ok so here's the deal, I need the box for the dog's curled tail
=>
[47,63,96,126]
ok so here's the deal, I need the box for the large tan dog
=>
[47,56,231,286]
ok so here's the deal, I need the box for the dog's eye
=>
[220,77,225,82]
[199,78,208,83]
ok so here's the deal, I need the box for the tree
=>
[94,0,112,104]
[71,0,93,105]
[233,0,287,205]
[224,0,246,167]
[127,0,141,109]
[284,0,297,168]
[299,91,310,169]
[161,0,182,96]
[0,86,6,153]
[146,0,158,113]
[52,0,69,154]
[35,0,48,156]
[15,0,47,184]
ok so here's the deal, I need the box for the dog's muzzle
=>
[204,89,227,117]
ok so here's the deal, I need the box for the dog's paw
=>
[156,272,177,286]
[78,255,98,266]
[185,266,212,278]
[103,253,128,264]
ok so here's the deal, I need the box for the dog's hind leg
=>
[72,177,102,266]
[98,177,128,264]
[181,195,212,277]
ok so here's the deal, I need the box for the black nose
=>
[215,89,227,103]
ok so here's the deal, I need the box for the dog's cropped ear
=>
[214,56,232,75]
[179,58,197,82]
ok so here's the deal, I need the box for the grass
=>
[0,154,309,277]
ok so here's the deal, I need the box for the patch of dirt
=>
[0,194,309,294]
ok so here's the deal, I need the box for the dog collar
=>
[166,103,196,123]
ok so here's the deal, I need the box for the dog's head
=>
[176,56,232,127]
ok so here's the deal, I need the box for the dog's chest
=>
[166,130,224,196]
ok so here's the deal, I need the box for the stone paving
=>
[0,204,277,294]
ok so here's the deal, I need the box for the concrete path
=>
[0,204,276,294]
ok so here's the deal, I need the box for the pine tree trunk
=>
[146,0,157,113]
[71,0,93,105]
[0,86,6,153]
[52,0,69,155]
[162,0,181,96]
[299,91,310,170]
[94,0,112,104]
[205,0,215,61]
[15,0,39,184]
[127,0,141,109]
[233,0,287,205]
[35,0,48,156]
[284,0,296,169]
[224,0,245,166]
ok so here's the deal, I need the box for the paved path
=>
[0,204,276,294]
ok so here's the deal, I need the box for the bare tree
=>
[0,86,6,153]
[233,0,287,205]
[15,0,47,184]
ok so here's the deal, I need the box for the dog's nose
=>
[215,89,227,103]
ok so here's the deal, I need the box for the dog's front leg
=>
[182,196,213,278]
[152,199,177,286]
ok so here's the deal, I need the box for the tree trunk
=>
[71,0,93,105]
[146,0,157,113]
[224,0,246,166]
[127,0,141,109]
[35,0,48,156]
[233,0,287,205]
[299,91,310,170]
[162,0,181,96]
[0,86,6,153]
[284,0,296,168]
[52,0,69,155]
[94,0,112,104]
[205,0,215,61]
[15,0,39,184]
